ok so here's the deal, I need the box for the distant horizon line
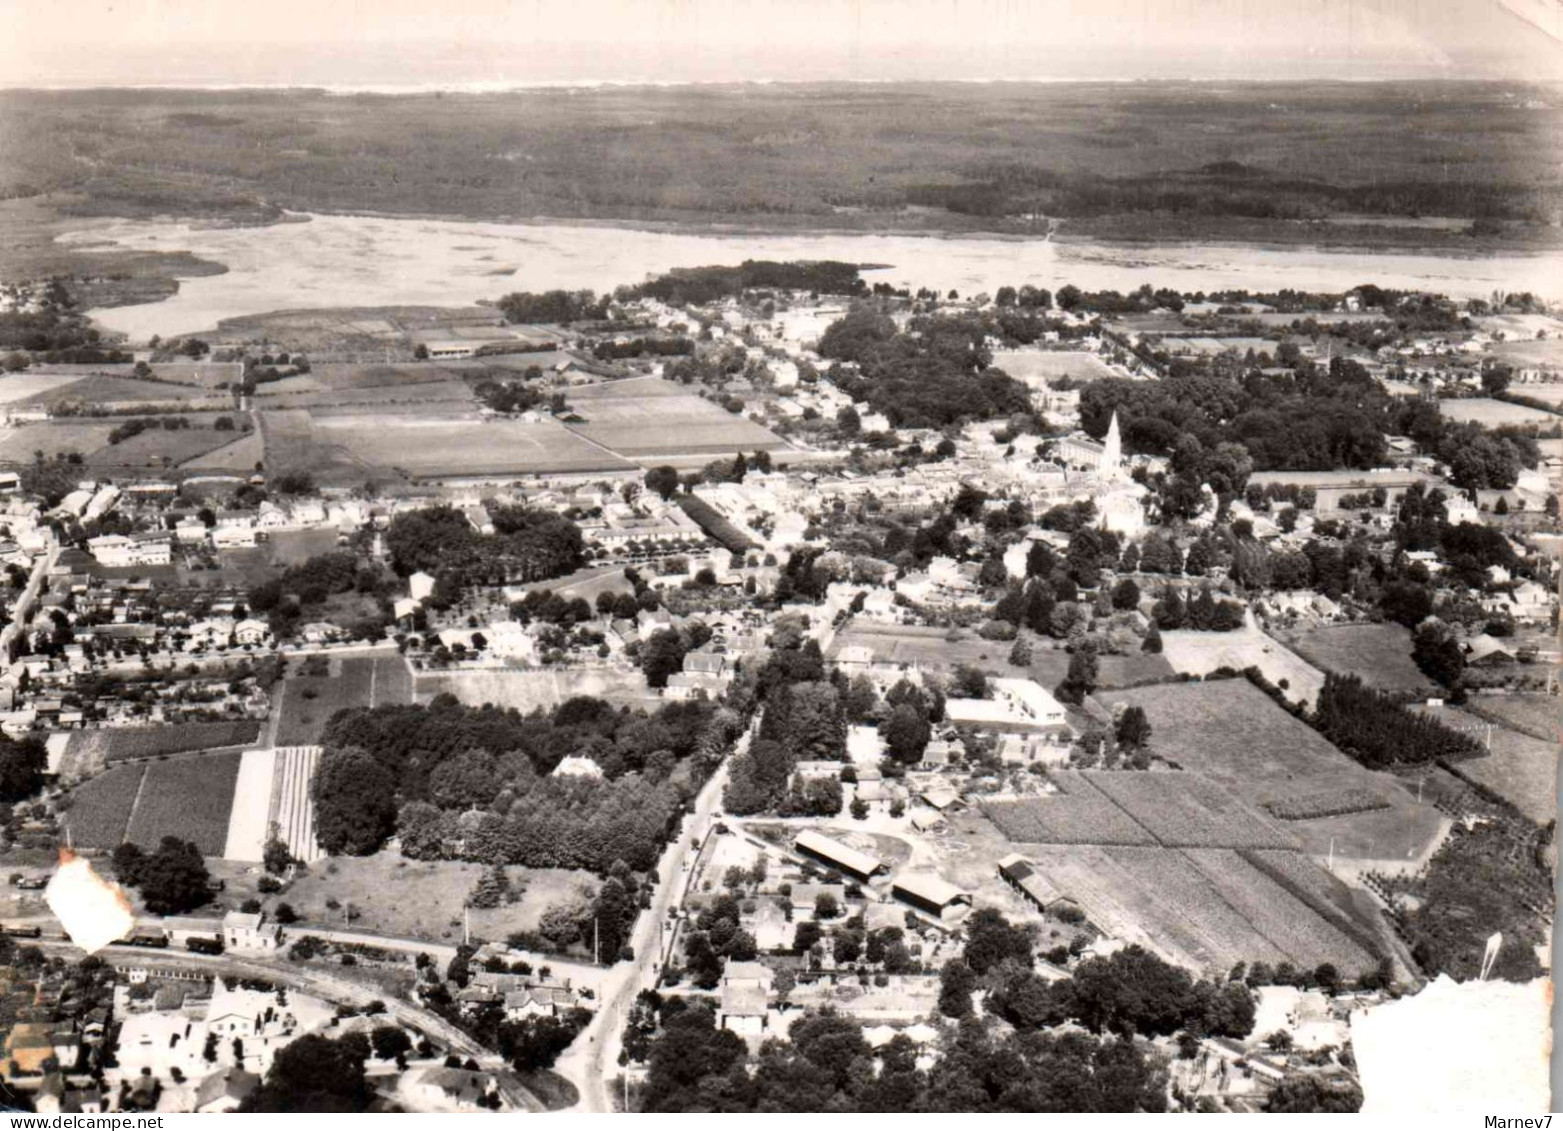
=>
[4,75,1561,95]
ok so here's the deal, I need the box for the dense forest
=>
[4,85,1555,249]
[310,695,741,874]
[818,309,1033,428]
[1079,359,1537,489]
[384,504,585,598]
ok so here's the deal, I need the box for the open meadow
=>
[1157,623,1325,707]
[1412,702,1556,824]
[1438,398,1559,427]
[1094,678,1448,863]
[11,373,232,412]
[1281,622,1435,694]
[235,851,598,946]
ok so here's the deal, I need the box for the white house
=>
[222,910,281,952]
[409,571,437,602]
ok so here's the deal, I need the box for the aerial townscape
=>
[0,16,1559,1116]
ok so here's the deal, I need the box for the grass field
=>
[1416,703,1556,823]
[563,377,787,457]
[62,763,146,849]
[990,350,1119,385]
[85,420,240,469]
[0,372,94,405]
[1094,679,1446,862]
[1282,622,1435,693]
[1465,694,1560,742]
[413,667,656,710]
[1158,623,1326,707]
[1503,383,1563,406]
[252,380,475,411]
[124,751,244,856]
[0,420,118,463]
[258,852,598,945]
[1439,398,1559,427]
[831,624,1175,688]
[305,414,633,478]
[11,374,231,411]
[275,654,410,746]
[181,427,264,471]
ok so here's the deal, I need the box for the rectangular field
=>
[1438,398,1558,427]
[1083,772,1295,849]
[85,421,240,469]
[12,374,231,410]
[125,752,244,856]
[222,748,277,862]
[979,774,1158,847]
[1183,849,1378,974]
[563,376,787,456]
[309,415,634,475]
[98,720,262,764]
[1434,708,1557,824]
[62,763,146,849]
[1283,623,1435,694]
[275,654,410,746]
[0,420,119,463]
[1094,679,1446,862]
[990,350,1119,385]
[0,372,94,405]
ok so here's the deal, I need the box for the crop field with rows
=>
[1083,772,1296,849]
[1264,788,1389,821]
[62,764,146,849]
[980,773,1157,847]
[125,752,244,856]
[100,720,263,763]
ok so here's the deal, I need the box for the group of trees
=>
[1310,672,1484,769]
[248,551,393,640]
[631,997,1170,1112]
[818,308,1033,428]
[385,504,585,596]
[312,694,740,876]
[111,837,212,915]
[0,733,47,802]
[496,289,611,324]
[623,260,867,306]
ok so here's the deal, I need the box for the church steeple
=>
[1100,410,1123,479]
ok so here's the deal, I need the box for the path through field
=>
[222,748,278,861]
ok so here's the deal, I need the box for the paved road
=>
[553,724,746,1112]
[0,544,57,658]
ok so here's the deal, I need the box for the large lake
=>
[65,212,1563,341]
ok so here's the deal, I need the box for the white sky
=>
[0,0,1559,86]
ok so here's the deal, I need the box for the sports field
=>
[990,350,1119,385]
[1438,398,1557,427]
[563,376,787,456]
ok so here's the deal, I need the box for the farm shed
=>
[891,873,972,919]
[793,830,886,882]
[997,853,1078,914]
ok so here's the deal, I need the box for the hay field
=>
[0,419,118,463]
[1283,622,1435,693]
[0,372,92,404]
